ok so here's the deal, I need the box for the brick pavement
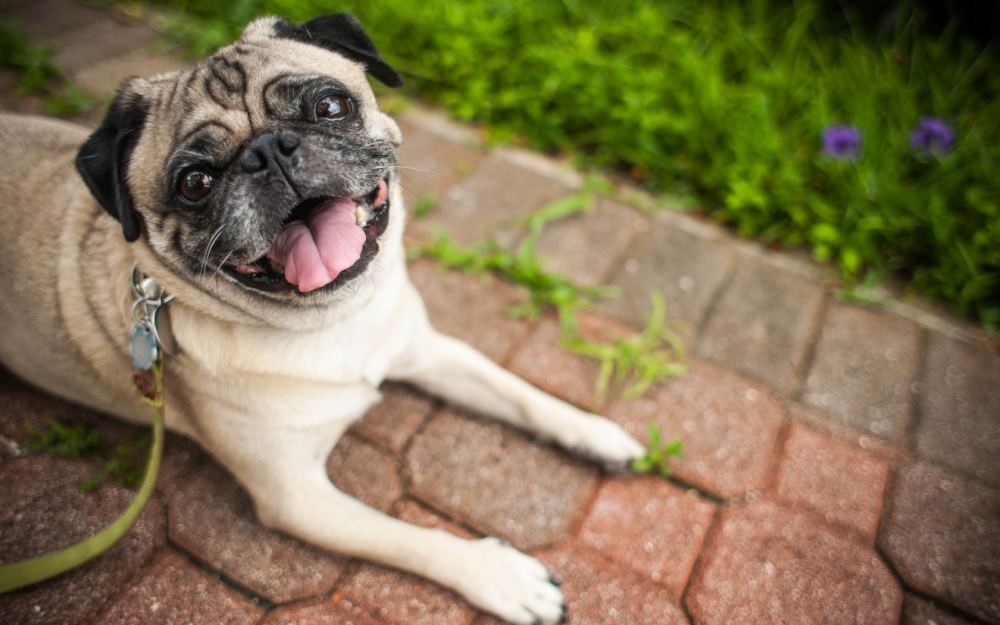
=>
[1,3,998,624]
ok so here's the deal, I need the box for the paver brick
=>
[901,594,979,625]
[47,13,160,77]
[786,402,911,466]
[408,150,578,249]
[879,462,1000,624]
[606,360,785,499]
[330,502,479,625]
[167,460,347,604]
[531,196,645,287]
[404,409,599,551]
[326,434,404,513]
[774,422,889,541]
[600,218,734,329]
[94,549,265,625]
[505,314,610,411]
[391,498,477,540]
[577,475,716,596]
[687,499,903,625]
[407,259,533,366]
[0,455,165,625]
[396,115,486,219]
[0,95,45,118]
[334,562,477,625]
[348,383,436,454]
[534,543,689,625]
[73,52,190,102]
[916,333,1000,487]
[801,302,921,442]
[697,260,825,394]
[0,364,148,452]
[3,0,108,41]
[261,597,383,625]
[155,431,211,497]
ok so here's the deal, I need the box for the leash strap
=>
[0,364,164,593]
[0,268,168,594]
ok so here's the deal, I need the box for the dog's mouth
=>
[223,178,391,294]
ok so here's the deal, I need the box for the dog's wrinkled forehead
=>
[155,19,380,161]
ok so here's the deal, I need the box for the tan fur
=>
[0,17,644,624]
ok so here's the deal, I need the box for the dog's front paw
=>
[568,415,645,471]
[454,537,564,625]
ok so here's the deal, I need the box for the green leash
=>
[0,363,164,594]
[0,267,168,594]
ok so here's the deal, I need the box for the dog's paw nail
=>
[459,539,564,624]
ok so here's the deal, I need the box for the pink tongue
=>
[266,197,366,292]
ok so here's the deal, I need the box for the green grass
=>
[563,293,691,409]
[26,419,151,490]
[631,422,683,477]
[128,0,1000,330]
[411,188,617,333]
[412,190,690,406]
[0,19,96,117]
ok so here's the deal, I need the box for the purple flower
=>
[910,117,955,159]
[822,125,862,161]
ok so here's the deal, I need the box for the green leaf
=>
[631,422,683,477]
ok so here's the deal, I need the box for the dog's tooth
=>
[355,205,372,228]
[267,258,285,274]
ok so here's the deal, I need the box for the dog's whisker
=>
[200,225,226,278]
[393,180,420,196]
[213,250,235,280]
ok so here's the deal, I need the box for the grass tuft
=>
[26,419,151,490]
[563,293,691,410]
[630,422,683,477]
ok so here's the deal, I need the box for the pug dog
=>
[0,14,644,624]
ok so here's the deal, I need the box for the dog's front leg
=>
[390,328,645,467]
[190,400,565,625]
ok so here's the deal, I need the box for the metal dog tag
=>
[129,265,173,370]
[130,325,158,370]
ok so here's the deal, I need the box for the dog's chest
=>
[169,278,425,388]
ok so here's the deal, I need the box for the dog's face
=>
[76,14,405,315]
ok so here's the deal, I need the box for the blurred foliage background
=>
[45,0,1000,327]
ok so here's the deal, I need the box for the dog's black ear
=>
[274,13,404,88]
[75,84,148,242]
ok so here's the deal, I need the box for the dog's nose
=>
[240,132,301,173]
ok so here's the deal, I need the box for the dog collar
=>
[129,265,173,370]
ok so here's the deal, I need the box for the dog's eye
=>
[179,170,213,202]
[316,95,350,121]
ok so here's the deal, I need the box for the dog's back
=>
[0,113,141,418]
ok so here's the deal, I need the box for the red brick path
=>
[1,3,998,624]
